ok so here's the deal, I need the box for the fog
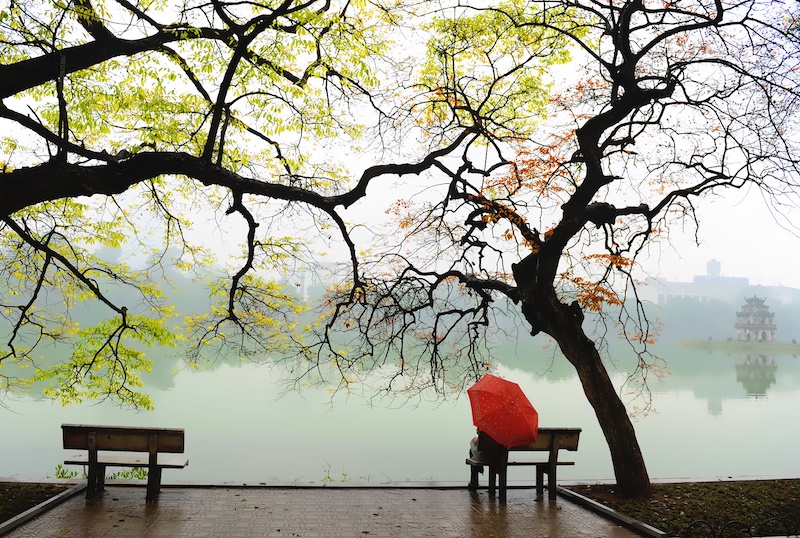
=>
[642,188,800,289]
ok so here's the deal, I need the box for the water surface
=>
[3,347,798,484]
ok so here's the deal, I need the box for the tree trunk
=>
[521,289,652,498]
[554,319,652,499]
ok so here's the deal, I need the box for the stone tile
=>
[5,486,644,538]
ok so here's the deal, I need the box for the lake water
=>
[2,345,799,485]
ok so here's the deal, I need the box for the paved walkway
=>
[4,484,645,538]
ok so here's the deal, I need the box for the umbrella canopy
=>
[467,373,539,448]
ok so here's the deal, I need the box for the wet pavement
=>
[3,484,646,537]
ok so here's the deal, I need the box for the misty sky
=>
[650,186,800,289]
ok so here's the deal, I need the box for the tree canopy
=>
[1,0,397,407]
[2,0,799,498]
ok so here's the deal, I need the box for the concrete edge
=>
[557,486,670,538]
[158,480,475,490]
[152,480,631,491]
[0,482,86,536]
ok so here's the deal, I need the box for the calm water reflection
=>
[3,347,799,484]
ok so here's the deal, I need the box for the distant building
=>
[638,259,800,306]
[734,296,777,341]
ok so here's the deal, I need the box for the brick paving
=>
[3,485,644,537]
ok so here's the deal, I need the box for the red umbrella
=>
[467,373,538,448]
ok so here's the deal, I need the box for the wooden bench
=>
[62,424,188,501]
[466,427,581,502]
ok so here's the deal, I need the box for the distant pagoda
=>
[734,296,777,342]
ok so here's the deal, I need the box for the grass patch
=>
[569,479,800,537]
[0,482,71,523]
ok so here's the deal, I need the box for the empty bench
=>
[466,427,581,501]
[62,423,188,501]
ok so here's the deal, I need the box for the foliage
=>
[51,464,79,480]
[416,0,578,137]
[33,313,173,409]
[0,0,394,406]
[50,463,147,481]
[108,467,148,480]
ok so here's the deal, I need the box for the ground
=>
[0,482,71,523]
[569,479,800,537]
[2,479,799,536]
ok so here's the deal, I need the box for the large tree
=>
[307,0,800,499]
[1,0,798,499]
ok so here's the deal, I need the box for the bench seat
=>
[64,453,189,469]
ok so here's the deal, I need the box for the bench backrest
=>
[509,427,581,452]
[62,424,185,454]
[477,427,581,453]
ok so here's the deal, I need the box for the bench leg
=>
[535,464,558,501]
[86,464,107,499]
[487,467,496,497]
[498,467,507,502]
[547,465,557,501]
[146,467,162,501]
[468,465,481,490]
[536,465,545,501]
